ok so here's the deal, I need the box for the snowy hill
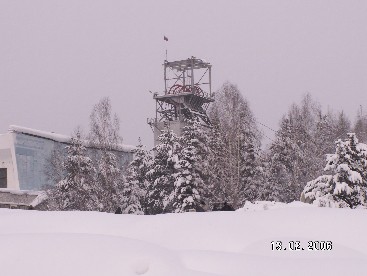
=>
[1,203,367,276]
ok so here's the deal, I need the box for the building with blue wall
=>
[0,125,135,191]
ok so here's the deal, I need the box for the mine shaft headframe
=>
[164,56,212,99]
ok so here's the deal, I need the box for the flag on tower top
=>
[164,36,168,41]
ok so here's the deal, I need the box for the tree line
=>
[43,82,367,212]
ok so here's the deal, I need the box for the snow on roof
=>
[30,191,48,207]
[9,125,71,143]
[0,188,40,196]
[8,125,135,152]
[0,188,43,207]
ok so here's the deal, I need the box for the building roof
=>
[0,189,45,208]
[8,125,135,152]
[165,57,211,70]
[9,125,70,143]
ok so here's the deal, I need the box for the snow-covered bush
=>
[302,133,367,208]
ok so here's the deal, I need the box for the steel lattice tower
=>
[148,56,214,145]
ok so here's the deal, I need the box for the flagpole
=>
[164,36,168,61]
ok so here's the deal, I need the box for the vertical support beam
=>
[155,99,158,122]
[164,62,167,94]
[176,101,180,121]
[209,65,212,97]
[191,57,194,92]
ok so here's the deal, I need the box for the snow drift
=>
[1,203,367,276]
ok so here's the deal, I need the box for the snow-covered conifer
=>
[172,120,209,212]
[121,140,152,214]
[265,94,331,202]
[334,111,351,141]
[44,143,65,188]
[238,127,262,203]
[95,151,123,212]
[146,128,180,214]
[49,130,96,211]
[354,108,367,143]
[303,133,367,208]
[256,151,285,202]
[266,117,298,202]
[313,112,338,171]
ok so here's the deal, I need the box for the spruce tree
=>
[121,140,152,214]
[95,151,123,212]
[354,108,367,143]
[314,112,337,164]
[303,133,367,208]
[172,120,209,212]
[50,131,96,211]
[238,126,262,203]
[172,146,201,212]
[146,128,180,214]
[267,117,298,202]
[334,111,351,140]
[264,94,333,202]
[256,151,285,202]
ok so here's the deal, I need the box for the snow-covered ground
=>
[1,202,367,276]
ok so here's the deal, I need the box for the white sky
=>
[1,0,366,147]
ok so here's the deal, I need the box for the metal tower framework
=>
[155,57,214,123]
[148,57,214,145]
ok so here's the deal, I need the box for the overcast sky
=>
[1,0,366,147]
